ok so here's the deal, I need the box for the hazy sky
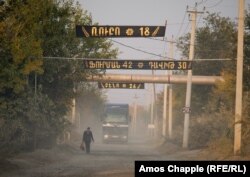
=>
[78,0,248,105]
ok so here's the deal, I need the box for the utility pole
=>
[162,37,167,137]
[150,76,155,137]
[168,36,174,139]
[162,80,168,137]
[234,0,245,155]
[162,22,168,137]
[153,71,158,137]
[183,6,203,148]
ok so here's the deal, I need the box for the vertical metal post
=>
[153,71,157,137]
[162,21,168,137]
[162,39,168,136]
[150,80,155,137]
[183,10,197,148]
[168,36,174,139]
[162,84,168,136]
[234,0,245,155]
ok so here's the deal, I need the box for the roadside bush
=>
[199,136,233,160]
[189,107,234,149]
[0,89,70,156]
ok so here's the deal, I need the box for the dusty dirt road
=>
[1,137,200,177]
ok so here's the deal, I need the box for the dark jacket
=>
[83,130,94,143]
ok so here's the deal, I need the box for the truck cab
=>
[102,104,129,143]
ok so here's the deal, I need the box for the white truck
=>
[102,104,129,143]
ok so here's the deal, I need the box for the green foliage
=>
[167,13,239,151]
[0,0,47,94]
[242,92,250,153]
[0,0,118,156]
[177,13,237,116]
[240,7,250,152]
[38,0,118,118]
[178,13,237,65]
[200,136,233,160]
[170,10,250,156]
[244,8,250,91]
[189,105,234,149]
[0,88,68,155]
[207,71,236,111]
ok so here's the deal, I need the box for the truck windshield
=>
[105,113,127,123]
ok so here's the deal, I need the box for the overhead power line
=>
[206,0,223,8]
[144,37,179,44]
[197,0,208,6]
[176,10,188,39]
[109,39,229,60]
[110,39,169,58]
[180,20,191,38]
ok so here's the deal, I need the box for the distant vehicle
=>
[102,104,130,143]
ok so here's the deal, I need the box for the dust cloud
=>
[2,103,195,177]
[75,103,153,145]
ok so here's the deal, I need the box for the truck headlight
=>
[122,135,127,139]
[104,134,109,139]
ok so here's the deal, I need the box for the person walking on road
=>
[82,127,94,154]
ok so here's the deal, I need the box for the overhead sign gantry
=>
[76,25,166,38]
[98,82,145,89]
[83,59,191,70]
